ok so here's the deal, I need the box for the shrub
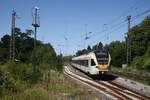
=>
[0,85,5,97]
[132,56,144,69]
[29,67,42,83]
[9,63,32,80]
[30,44,63,71]
[30,44,56,66]
[144,59,150,71]
[145,47,150,56]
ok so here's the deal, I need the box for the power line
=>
[86,8,150,48]
[87,6,138,38]
[89,23,126,45]
[84,8,150,47]
[132,9,150,21]
[87,0,150,40]
[93,9,150,40]
[89,19,127,39]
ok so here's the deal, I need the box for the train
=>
[71,49,111,75]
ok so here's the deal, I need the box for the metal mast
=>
[126,16,131,65]
[32,7,40,49]
[10,11,16,61]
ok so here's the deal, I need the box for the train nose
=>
[98,64,108,70]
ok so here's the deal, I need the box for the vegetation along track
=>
[64,65,150,100]
[112,71,150,83]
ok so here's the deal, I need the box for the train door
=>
[89,59,99,75]
[87,59,91,73]
[83,59,89,73]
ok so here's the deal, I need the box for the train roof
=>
[72,49,108,61]
[72,51,94,60]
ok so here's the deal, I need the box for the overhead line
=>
[88,9,150,45]
[132,9,150,21]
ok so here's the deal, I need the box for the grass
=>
[0,70,100,100]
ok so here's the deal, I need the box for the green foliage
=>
[0,27,63,98]
[130,16,150,58]
[63,55,73,64]
[55,54,63,71]
[144,59,150,71]
[0,27,63,70]
[75,42,103,56]
[145,47,150,56]
[0,63,35,93]
[76,49,88,56]
[131,55,150,71]
[21,87,49,100]
[30,44,63,71]
[0,71,96,100]
[0,35,10,62]
[132,56,144,69]
[129,16,150,71]
[76,50,84,56]
[92,42,103,50]
[87,45,91,51]
[8,63,32,80]
[31,44,56,66]
[105,41,126,67]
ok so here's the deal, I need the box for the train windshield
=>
[94,50,109,64]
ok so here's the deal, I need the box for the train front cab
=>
[95,52,111,74]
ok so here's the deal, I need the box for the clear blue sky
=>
[0,0,150,55]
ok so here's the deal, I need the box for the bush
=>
[30,44,63,71]
[132,56,144,69]
[29,68,42,83]
[0,85,5,97]
[144,59,150,71]
[30,44,56,66]
[145,47,150,56]
[9,63,33,81]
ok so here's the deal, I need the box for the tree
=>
[0,27,41,63]
[31,43,56,66]
[105,41,126,67]
[98,42,103,49]
[0,35,10,62]
[76,50,83,56]
[87,45,91,52]
[92,42,103,50]
[130,16,150,58]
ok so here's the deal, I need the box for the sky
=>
[0,0,150,55]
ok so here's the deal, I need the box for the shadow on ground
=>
[91,74,118,81]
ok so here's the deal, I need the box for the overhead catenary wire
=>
[72,1,150,54]
[84,0,150,42]
[88,9,150,45]
[89,22,126,45]
[90,8,150,40]
[86,3,140,39]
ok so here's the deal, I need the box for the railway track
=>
[64,65,150,100]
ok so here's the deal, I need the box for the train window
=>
[73,60,88,67]
[91,59,96,66]
[85,60,88,66]
[80,60,88,67]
